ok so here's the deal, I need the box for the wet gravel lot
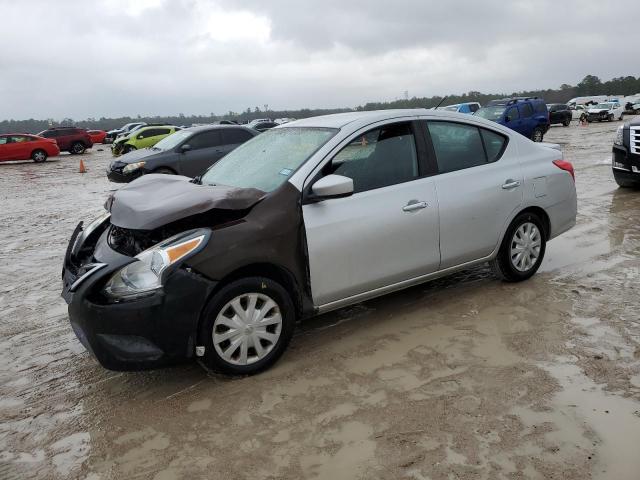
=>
[1,119,640,480]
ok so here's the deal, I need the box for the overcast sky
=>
[1,0,638,120]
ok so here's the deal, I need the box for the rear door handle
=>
[402,200,428,212]
[502,179,521,190]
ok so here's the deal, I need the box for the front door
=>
[303,121,441,306]
[180,130,225,177]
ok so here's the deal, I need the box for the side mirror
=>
[504,116,511,123]
[181,144,192,153]
[136,134,143,140]
[311,174,354,199]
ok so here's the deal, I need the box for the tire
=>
[198,277,296,375]
[562,118,571,127]
[491,212,547,282]
[70,142,85,154]
[608,114,614,122]
[531,128,544,142]
[153,167,175,175]
[31,149,47,163]
[123,145,136,154]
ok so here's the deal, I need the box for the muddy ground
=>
[1,119,640,480]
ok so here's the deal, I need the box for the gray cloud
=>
[0,0,637,119]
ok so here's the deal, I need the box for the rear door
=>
[179,130,224,177]
[302,120,441,306]
[425,120,523,268]
[0,135,15,160]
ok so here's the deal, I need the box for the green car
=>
[111,125,180,156]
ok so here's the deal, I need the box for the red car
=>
[88,130,107,144]
[0,134,60,163]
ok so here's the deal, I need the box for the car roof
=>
[182,124,257,133]
[285,109,458,129]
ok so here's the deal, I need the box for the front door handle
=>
[402,200,428,212]
[502,179,521,190]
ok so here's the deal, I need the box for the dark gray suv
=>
[107,125,258,182]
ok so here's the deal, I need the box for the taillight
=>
[553,159,575,181]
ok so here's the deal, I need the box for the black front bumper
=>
[612,144,640,184]
[61,223,216,371]
[106,163,143,183]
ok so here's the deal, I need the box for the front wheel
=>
[31,149,47,163]
[562,118,571,127]
[153,167,175,175]
[491,212,546,282]
[123,145,137,154]
[531,128,544,142]
[198,277,295,375]
[608,114,614,122]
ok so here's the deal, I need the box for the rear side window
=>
[519,103,534,118]
[189,130,222,149]
[480,129,507,162]
[222,129,253,144]
[426,122,507,173]
[328,122,419,193]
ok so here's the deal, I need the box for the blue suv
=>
[475,97,550,142]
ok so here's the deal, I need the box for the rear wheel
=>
[31,149,47,163]
[531,127,544,142]
[70,142,85,154]
[198,277,296,375]
[491,212,546,282]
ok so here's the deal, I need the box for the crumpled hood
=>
[113,148,161,164]
[106,174,266,230]
[588,108,610,113]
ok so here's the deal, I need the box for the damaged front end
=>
[61,174,274,370]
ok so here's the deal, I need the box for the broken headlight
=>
[614,126,624,146]
[103,229,209,299]
[123,161,145,174]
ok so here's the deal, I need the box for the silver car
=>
[62,109,577,375]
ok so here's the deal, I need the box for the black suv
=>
[547,104,572,127]
[107,125,259,182]
[612,118,640,187]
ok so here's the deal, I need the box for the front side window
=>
[326,122,419,193]
[201,127,336,192]
[427,121,506,173]
[189,130,222,150]
[475,106,506,121]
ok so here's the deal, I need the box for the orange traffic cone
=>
[79,159,87,173]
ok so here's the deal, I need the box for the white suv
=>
[62,109,578,375]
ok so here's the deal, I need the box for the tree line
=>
[1,74,639,134]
